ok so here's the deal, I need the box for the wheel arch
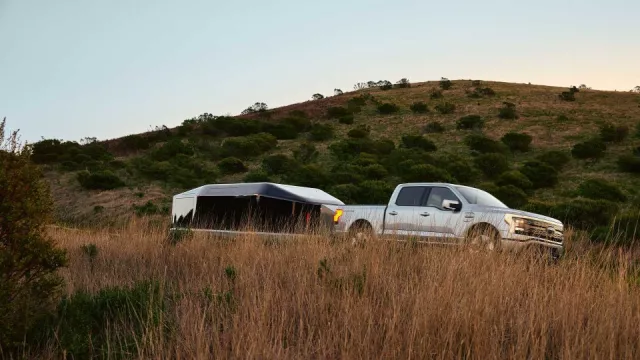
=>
[465,222,501,239]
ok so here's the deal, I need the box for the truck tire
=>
[465,224,501,252]
[348,221,373,247]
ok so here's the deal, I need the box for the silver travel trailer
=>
[170,182,344,237]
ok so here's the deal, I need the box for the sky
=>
[1,0,638,144]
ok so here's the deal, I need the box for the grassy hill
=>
[32,79,640,240]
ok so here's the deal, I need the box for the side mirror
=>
[442,199,461,212]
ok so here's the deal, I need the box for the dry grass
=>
[33,219,640,359]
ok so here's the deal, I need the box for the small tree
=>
[395,78,411,88]
[599,122,629,143]
[571,138,607,162]
[377,103,400,114]
[501,132,532,152]
[456,115,484,130]
[498,102,518,120]
[410,102,429,114]
[312,93,324,100]
[0,118,68,352]
[240,102,268,115]
[439,77,452,90]
[435,102,455,114]
[633,86,640,93]
[334,89,343,96]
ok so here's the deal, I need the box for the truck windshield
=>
[454,186,508,208]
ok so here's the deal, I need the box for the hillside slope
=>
[32,79,640,238]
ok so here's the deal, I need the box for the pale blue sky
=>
[1,0,638,143]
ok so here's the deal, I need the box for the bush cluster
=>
[571,138,606,161]
[498,102,518,120]
[0,120,68,354]
[77,170,126,190]
[501,132,532,152]
[456,115,484,130]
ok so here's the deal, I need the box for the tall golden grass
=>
[38,218,640,359]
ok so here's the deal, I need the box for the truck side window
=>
[395,186,428,206]
[425,187,460,210]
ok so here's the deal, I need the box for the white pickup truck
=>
[331,182,564,258]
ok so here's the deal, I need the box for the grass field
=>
[28,219,640,359]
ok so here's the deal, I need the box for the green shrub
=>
[0,120,68,353]
[293,142,319,163]
[501,132,532,152]
[208,116,264,136]
[377,103,400,114]
[331,163,365,184]
[261,154,296,175]
[308,123,334,141]
[329,138,393,161]
[380,148,432,174]
[551,199,618,230]
[338,114,355,124]
[479,87,496,96]
[456,115,484,130]
[243,170,272,182]
[34,280,168,359]
[221,133,278,159]
[434,154,479,183]
[424,121,445,133]
[635,122,640,138]
[77,170,125,190]
[599,122,629,143]
[439,77,452,90]
[347,125,371,139]
[362,164,388,180]
[327,106,351,119]
[571,138,606,161]
[496,170,533,190]
[328,184,361,204]
[474,153,511,178]
[263,122,298,140]
[464,134,509,154]
[282,164,331,189]
[401,135,437,152]
[133,201,160,216]
[403,164,454,183]
[119,134,150,152]
[410,102,429,113]
[519,161,558,189]
[578,178,627,202]
[430,89,444,99]
[558,91,575,101]
[494,184,528,208]
[435,102,455,114]
[498,102,518,119]
[354,180,394,204]
[149,138,194,161]
[617,154,640,173]
[217,157,248,175]
[536,150,571,169]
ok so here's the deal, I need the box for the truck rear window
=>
[395,186,427,206]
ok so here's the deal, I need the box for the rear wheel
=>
[348,222,374,247]
[465,224,501,252]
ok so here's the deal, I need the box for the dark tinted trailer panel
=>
[192,195,324,234]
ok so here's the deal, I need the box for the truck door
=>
[383,185,430,239]
[422,186,465,241]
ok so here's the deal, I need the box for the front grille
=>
[515,219,563,243]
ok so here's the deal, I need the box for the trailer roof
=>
[173,182,345,206]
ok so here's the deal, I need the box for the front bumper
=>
[500,234,564,257]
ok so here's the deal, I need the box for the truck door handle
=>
[389,211,398,216]
[420,212,430,217]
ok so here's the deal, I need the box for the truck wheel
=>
[466,224,501,252]
[348,222,373,247]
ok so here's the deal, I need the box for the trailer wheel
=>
[348,221,373,247]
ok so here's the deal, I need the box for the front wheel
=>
[465,225,501,252]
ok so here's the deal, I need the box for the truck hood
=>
[477,206,563,226]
